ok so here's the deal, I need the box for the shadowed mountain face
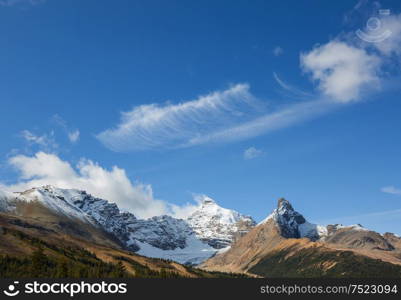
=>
[0,192,246,278]
[1,186,400,278]
[0,186,257,266]
[201,198,401,278]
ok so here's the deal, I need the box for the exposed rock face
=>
[272,198,306,238]
[0,186,219,264]
[125,215,194,250]
[186,195,256,249]
[201,198,401,277]
[32,187,207,256]
[259,198,327,241]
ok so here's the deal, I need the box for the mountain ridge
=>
[201,197,401,277]
[1,184,400,278]
[0,185,255,265]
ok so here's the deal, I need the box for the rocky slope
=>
[0,212,245,278]
[0,186,255,265]
[201,198,401,277]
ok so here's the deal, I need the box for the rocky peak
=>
[277,197,294,211]
[260,198,326,240]
[272,198,306,238]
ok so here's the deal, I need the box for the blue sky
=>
[1,0,401,234]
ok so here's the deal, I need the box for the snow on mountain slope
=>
[0,189,16,212]
[135,235,216,265]
[0,185,94,223]
[258,199,376,242]
[186,195,256,248]
[0,185,218,264]
[259,198,327,240]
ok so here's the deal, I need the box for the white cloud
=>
[373,13,401,56]
[243,147,264,160]
[381,186,401,195]
[68,130,80,143]
[273,46,284,56]
[170,202,199,219]
[186,99,337,146]
[97,83,339,152]
[96,12,401,152]
[2,152,168,218]
[97,84,261,151]
[21,130,58,150]
[301,41,381,102]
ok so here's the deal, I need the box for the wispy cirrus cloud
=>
[273,72,313,98]
[97,6,401,153]
[96,84,263,151]
[185,99,338,147]
[96,85,343,152]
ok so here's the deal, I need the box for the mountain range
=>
[0,185,400,278]
[0,186,254,265]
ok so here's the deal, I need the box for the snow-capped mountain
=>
[186,195,256,248]
[0,186,222,264]
[202,197,401,276]
[259,198,327,240]
[1,186,94,223]
[257,198,386,244]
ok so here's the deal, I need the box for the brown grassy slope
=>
[201,219,401,277]
[0,212,245,278]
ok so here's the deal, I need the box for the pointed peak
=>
[277,198,294,211]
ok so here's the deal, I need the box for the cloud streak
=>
[97,84,262,151]
[273,72,313,98]
[185,99,339,146]
[97,10,401,152]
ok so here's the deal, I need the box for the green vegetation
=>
[183,265,250,278]
[249,246,401,278]
[0,250,130,278]
[0,226,129,278]
[113,255,249,278]
[0,226,247,278]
